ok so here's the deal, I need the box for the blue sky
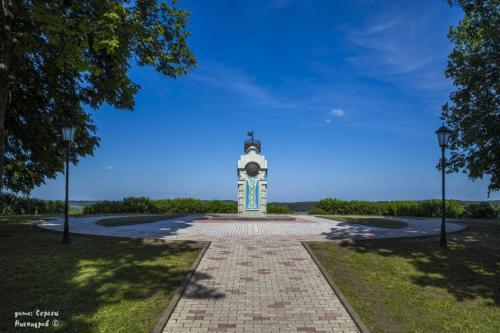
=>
[33,0,499,202]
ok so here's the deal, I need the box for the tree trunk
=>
[0,0,13,193]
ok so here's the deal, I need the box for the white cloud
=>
[330,108,345,117]
[325,119,332,123]
[106,166,114,171]
[190,62,297,109]
[344,3,454,93]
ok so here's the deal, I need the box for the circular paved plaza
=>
[36,214,465,241]
[36,216,465,333]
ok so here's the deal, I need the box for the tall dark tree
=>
[0,0,195,193]
[443,0,499,194]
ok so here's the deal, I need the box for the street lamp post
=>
[61,124,76,244]
[435,124,452,248]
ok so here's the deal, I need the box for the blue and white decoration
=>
[245,178,259,210]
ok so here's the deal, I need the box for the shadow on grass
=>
[337,219,500,306]
[0,218,223,332]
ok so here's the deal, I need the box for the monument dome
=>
[244,138,261,154]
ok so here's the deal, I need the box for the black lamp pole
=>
[440,145,447,248]
[61,124,75,244]
[62,140,70,244]
[435,124,451,248]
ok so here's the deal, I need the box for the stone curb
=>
[151,241,211,333]
[301,241,370,333]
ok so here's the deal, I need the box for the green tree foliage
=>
[308,207,328,215]
[0,0,195,193]
[205,200,238,214]
[442,0,499,194]
[270,201,316,213]
[154,198,209,214]
[82,198,238,215]
[3,195,497,218]
[154,198,238,214]
[267,203,289,214]
[81,200,126,214]
[309,198,466,218]
[122,196,157,213]
[0,193,64,215]
[465,202,497,218]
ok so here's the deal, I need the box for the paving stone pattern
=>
[35,215,466,332]
[163,237,359,333]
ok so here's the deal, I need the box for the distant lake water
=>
[69,203,89,212]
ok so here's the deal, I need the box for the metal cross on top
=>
[247,130,255,141]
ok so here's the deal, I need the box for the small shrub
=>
[2,207,15,215]
[0,193,64,215]
[267,204,289,214]
[465,203,497,218]
[122,197,157,213]
[308,198,466,217]
[83,201,123,214]
[205,200,237,214]
[165,198,208,214]
[446,200,466,218]
[308,207,328,215]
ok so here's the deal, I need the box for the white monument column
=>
[237,131,268,217]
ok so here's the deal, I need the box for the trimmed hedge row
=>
[308,198,497,218]
[464,202,497,218]
[0,193,64,215]
[1,194,495,218]
[82,197,291,215]
[267,203,289,214]
[82,197,237,214]
[154,198,237,214]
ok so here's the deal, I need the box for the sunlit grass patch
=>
[308,219,500,333]
[0,215,203,332]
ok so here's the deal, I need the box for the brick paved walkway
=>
[36,215,467,332]
[163,237,359,333]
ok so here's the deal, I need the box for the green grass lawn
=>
[318,215,408,229]
[0,215,203,333]
[308,219,500,333]
[96,214,185,227]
